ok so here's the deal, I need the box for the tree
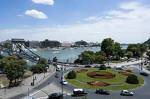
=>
[126,44,147,58]
[101,38,115,58]
[113,42,122,60]
[126,74,139,84]
[95,51,106,64]
[99,64,107,70]
[53,57,58,62]
[0,56,26,87]
[126,51,133,60]
[75,51,107,64]
[31,64,47,74]
[101,38,122,62]
[119,49,126,58]
[79,51,95,64]
[38,58,47,65]
[67,71,76,79]
[2,42,12,49]
[147,51,150,60]
[75,40,88,47]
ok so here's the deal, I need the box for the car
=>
[95,89,110,95]
[120,90,134,96]
[72,88,87,96]
[60,80,68,85]
[22,96,35,99]
[0,70,3,74]
[48,93,63,99]
[55,73,59,78]
[85,65,91,68]
[140,72,149,76]
[116,67,123,70]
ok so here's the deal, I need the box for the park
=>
[66,67,144,91]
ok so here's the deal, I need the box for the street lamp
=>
[61,63,64,99]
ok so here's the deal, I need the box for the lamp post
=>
[141,57,143,71]
[31,73,35,86]
[61,64,64,99]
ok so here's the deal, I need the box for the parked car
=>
[55,73,59,78]
[116,67,123,70]
[140,72,149,76]
[73,88,87,96]
[95,89,110,95]
[48,93,63,99]
[60,80,68,85]
[22,96,35,99]
[120,90,134,96]
[0,70,3,74]
[85,65,91,68]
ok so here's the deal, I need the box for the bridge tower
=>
[11,38,40,63]
[11,38,25,53]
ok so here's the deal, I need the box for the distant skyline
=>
[0,0,150,43]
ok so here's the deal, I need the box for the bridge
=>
[0,39,74,64]
[0,39,41,63]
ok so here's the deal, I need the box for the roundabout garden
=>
[66,68,144,91]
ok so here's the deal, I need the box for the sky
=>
[0,0,150,43]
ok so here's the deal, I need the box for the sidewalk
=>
[0,65,55,99]
[108,60,145,68]
[28,82,70,99]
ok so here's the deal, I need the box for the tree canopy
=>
[101,38,123,60]
[75,51,106,64]
[127,44,147,58]
[0,55,27,87]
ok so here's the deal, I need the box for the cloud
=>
[25,9,48,19]
[120,1,141,10]
[32,0,54,5]
[1,1,150,43]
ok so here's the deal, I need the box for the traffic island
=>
[66,68,144,91]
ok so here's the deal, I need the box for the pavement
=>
[0,65,55,99]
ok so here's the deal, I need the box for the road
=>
[63,65,150,99]
[12,60,150,99]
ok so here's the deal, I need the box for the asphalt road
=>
[11,65,150,99]
[63,65,150,99]
[10,72,56,99]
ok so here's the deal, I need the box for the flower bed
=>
[87,71,115,79]
[87,81,110,87]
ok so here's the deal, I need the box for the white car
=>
[61,80,68,85]
[73,88,87,96]
[22,96,35,99]
[120,90,134,96]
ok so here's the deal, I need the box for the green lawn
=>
[0,75,9,87]
[66,68,144,91]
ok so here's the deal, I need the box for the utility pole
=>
[141,57,143,71]
[61,63,64,99]
[32,74,35,86]
[28,87,30,96]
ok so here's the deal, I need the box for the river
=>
[34,45,128,63]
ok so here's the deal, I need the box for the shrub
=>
[99,64,107,70]
[31,64,47,74]
[126,69,132,72]
[126,74,139,84]
[67,71,76,79]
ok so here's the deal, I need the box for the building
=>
[61,42,73,47]
[40,39,61,48]
[28,41,40,48]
